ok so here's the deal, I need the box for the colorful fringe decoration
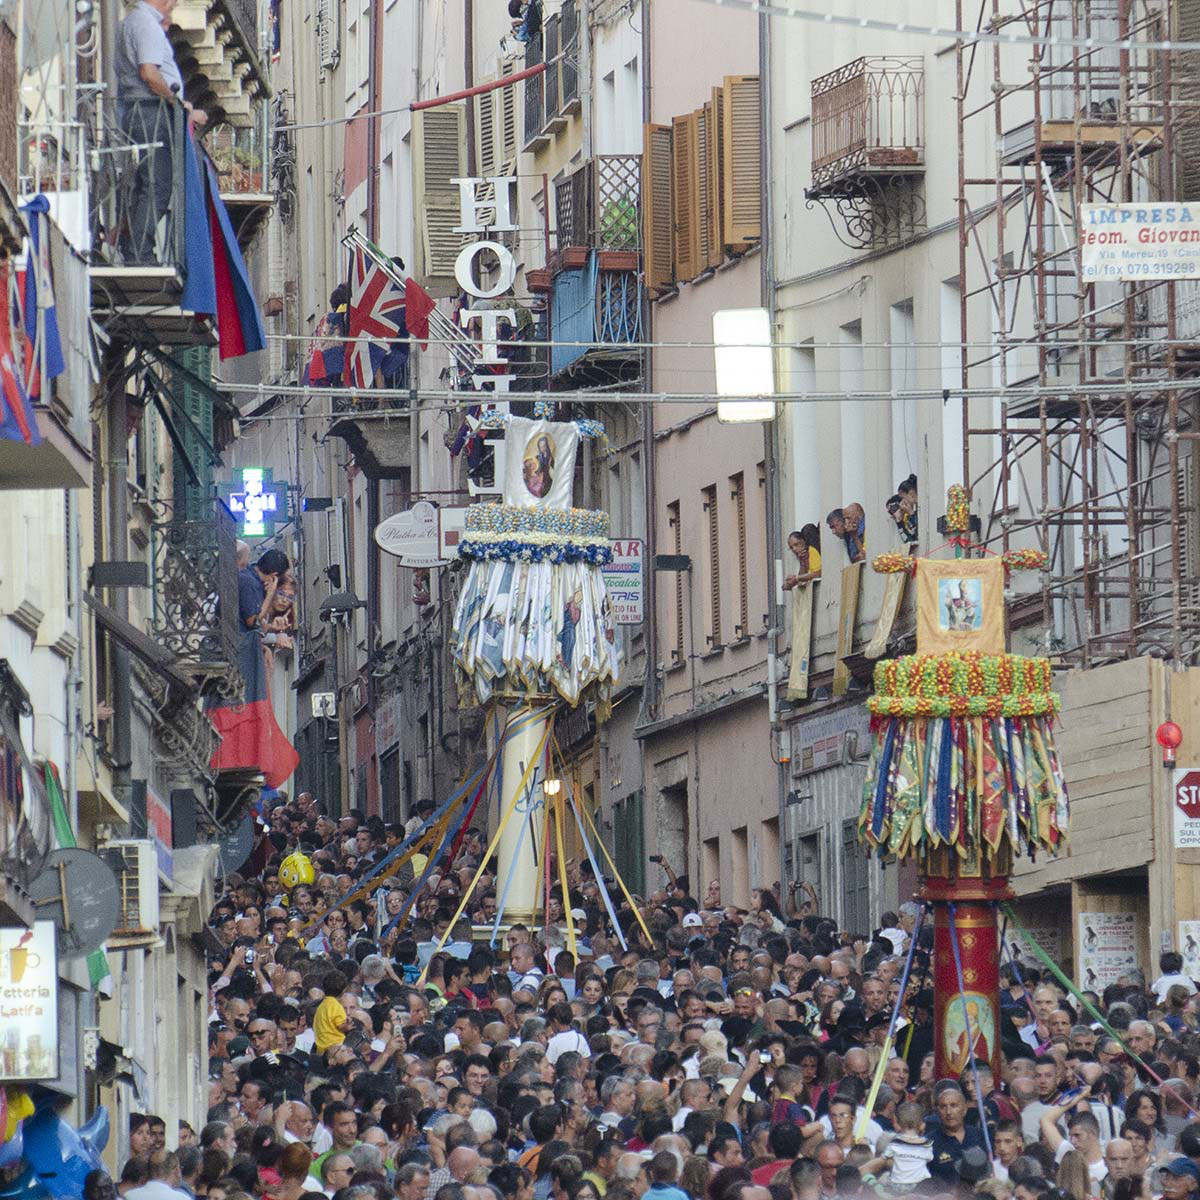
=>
[859,653,1068,863]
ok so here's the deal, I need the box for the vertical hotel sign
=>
[452,175,519,482]
[0,922,58,1081]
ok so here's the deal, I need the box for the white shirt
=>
[818,1110,884,1152]
[311,1123,333,1155]
[1055,1141,1108,1186]
[1152,972,1197,1003]
[547,1028,590,1063]
[295,1028,316,1053]
[126,1184,190,1200]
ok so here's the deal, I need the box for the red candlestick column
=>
[922,877,1009,1083]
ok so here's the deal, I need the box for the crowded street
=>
[4,0,1200,1198]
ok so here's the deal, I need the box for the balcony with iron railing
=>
[806,57,926,250]
[206,109,273,248]
[552,154,641,269]
[87,99,208,343]
[809,57,923,192]
[546,156,642,381]
[151,496,242,686]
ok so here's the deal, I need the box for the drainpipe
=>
[757,7,787,894]
[367,0,382,238]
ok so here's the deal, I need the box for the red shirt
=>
[751,1160,794,1186]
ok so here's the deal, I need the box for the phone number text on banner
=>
[1080,203,1200,280]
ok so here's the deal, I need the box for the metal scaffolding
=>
[957,0,1200,665]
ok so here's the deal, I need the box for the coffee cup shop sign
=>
[374,502,447,567]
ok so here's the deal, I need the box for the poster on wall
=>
[1005,922,1063,968]
[1077,912,1138,992]
[1180,921,1200,982]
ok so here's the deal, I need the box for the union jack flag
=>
[345,246,408,389]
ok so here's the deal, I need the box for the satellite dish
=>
[28,848,121,959]
[217,814,255,876]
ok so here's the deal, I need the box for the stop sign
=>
[1177,771,1200,817]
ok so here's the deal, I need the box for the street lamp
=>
[542,777,562,798]
[713,307,776,424]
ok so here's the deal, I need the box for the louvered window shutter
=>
[500,60,518,165]
[317,0,340,69]
[672,112,700,282]
[695,103,720,272]
[413,105,467,296]
[477,88,496,179]
[721,74,761,247]
[642,123,674,294]
[704,485,722,647]
[732,472,748,636]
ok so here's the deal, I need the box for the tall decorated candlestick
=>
[450,406,621,929]
[859,487,1069,1082]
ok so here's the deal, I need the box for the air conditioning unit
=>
[107,840,160,938]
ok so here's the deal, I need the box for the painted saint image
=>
[522,432,556,499]
[943,993,994,1075]
[559,587,583,668]
[939,576,982,631]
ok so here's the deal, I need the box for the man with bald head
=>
[1102,1138,1134,1197]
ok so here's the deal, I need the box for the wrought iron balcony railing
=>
[523,34,546,149]
[554,155,641,253]
[88,98,186,273]
[809,57,924,193]
[151,497,241,680]
[550,252,642,377]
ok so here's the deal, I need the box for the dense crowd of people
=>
[104,797,1200,1200]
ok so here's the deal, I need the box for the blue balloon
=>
[0,1166,50,1200]
[19,1102,108,1200]
[0,1125,24,1169]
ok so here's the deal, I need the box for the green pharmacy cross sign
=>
[220,467,289,538]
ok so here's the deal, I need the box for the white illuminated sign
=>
[713,307,777,424]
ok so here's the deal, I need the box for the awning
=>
[82,593,191,692]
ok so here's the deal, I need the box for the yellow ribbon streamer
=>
[418,710,554,984]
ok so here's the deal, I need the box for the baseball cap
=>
[1163,1159,1200,1183]
[682,913,703,928]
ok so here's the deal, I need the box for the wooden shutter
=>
[706,90,724,269]
[499,60,518,165]
[668,501,683,663]
[642,123,674,293]
[731,472,748,636]
[695,102,722,272]
[672,111,700,282]
[412,104,467,296]
[703,485,721,647]
[476,86,496,179]
[721,74,761,247]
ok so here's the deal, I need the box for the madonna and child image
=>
[522,432,556,499]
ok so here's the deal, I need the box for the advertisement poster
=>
[1005,923,1063,968]
[0,921,58,1081]
[1077,912,1138,992]
[1080,204,1200,281]
[601,539,644,625]
[1180,921,1200,982]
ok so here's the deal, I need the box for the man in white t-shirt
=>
[1152,952,1197,1004]
[545,1003,591,1064]
[1041,1095,1108,1189]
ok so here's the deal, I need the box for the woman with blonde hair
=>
[1055,1148,1090,1200]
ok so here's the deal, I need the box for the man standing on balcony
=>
[116,0,207,262]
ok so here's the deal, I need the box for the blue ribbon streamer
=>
[560,765,629,951]
[872,719,898,839]
[935,718,954,839]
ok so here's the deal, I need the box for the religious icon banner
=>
[915,557,1005,655]
[502,416,581,511]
